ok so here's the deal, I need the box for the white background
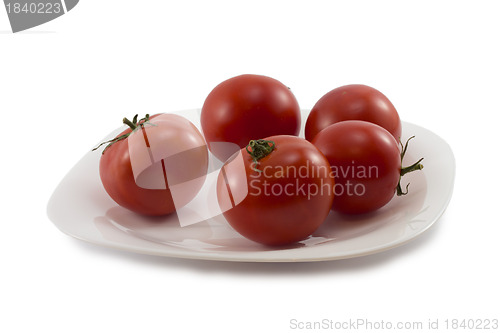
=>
[1,1,499,332]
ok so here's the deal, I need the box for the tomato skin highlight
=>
[201,74,301,162]
[312,121,401,214]
[216,135,334,246]
[98,114,208,216]
[305,84,402,142]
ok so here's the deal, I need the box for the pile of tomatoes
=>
[94,74,424,246]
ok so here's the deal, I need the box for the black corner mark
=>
[4,0,79,33]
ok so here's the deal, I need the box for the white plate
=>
[47,109,455,262]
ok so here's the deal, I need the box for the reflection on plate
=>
[47,109,455,262]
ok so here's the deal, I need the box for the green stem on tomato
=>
[245,139,276,172]
[92,114,151,154]
[396,136,424,196]
[123,117,137,130]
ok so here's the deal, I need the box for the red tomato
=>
[216,135,334,246]
[201,74,301,162]
[312,121,423,214]
[305,84,402,142]
[96,114,209,216]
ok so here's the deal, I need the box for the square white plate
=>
[47,109,455,262]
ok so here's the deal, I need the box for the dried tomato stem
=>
[401,158,424,177]
[123,116,138,130]
[397,136,424,196]
[92,114,151,154]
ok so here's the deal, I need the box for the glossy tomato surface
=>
[305,84,401,141]
[312,121,401,214]
[216,135,334,246]
[99,114,208,216]
[201,74,301,162]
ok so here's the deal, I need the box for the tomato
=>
[305,84,402,142]
[95,114,209,216]
[216,135,334,246]
[312,121,423,214]
[201,74,301,162]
